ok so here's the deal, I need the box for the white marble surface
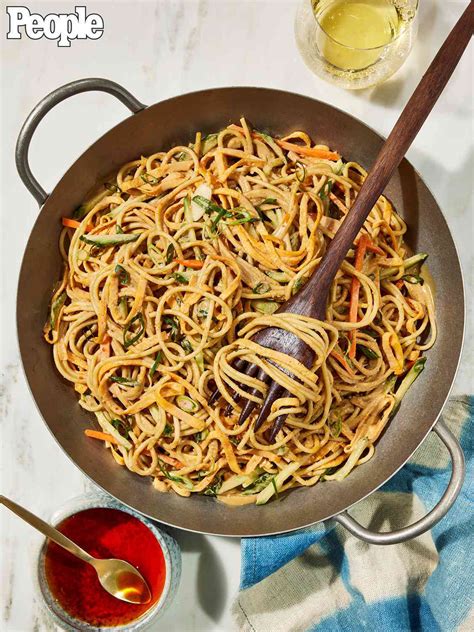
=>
[1,1,472,630]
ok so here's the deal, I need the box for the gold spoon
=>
[0,495,152,604]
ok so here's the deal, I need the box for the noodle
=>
[44,119,436,504]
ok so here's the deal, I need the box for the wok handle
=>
[333,420,465,545]
[15,78,146,206]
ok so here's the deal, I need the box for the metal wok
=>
[16,79,465,541]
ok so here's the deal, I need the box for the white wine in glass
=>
[295,0,419,89]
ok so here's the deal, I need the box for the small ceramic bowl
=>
[35,493,181,631]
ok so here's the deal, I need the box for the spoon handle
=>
[0,495,94,564]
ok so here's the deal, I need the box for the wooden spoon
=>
[211,2,473,440]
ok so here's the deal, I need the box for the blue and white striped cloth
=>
[233,396,473,632]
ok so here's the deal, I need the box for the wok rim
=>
[16,86,466,537]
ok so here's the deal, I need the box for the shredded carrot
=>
[330,351,353,373]
[227,124,340,160]
[62,217,91,232]
[395,279,404,289]
[349,235,370,358]
[84,429,118,444]
[365,241,385,256]
[62,217,81,229]
[276,139,340,161]
[158,453,183,468]
[174,258,204,269]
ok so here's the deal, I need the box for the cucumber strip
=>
[393,358,426,409]
[195,351,205,373]
[80,233,139,247]
[332,437,369,481]
[50,291,67,328]
[73,189,109,219]
[266,270,290,283]
[255,462,300,505]
[218,471,262,495]
[253,300,279,314]
[96,413,132,450]
[380,253,428,279]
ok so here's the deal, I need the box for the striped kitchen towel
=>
[233,396,473,632]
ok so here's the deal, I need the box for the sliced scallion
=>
[149,352,162,378]
[141,173,160,185]
[110,376,140,386]
[176,395,200,413]
[402,274,424,285]
[253,282,271,295]
[115,264,130,285]
[123,313,145,349]
[165,243,176,265]
[158,459,193,490]
[358,345,379,360]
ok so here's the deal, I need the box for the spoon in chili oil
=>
[1,495,152,605]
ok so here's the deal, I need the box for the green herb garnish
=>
[149,352,162,378]
[172,272,189,284]
[73,205,87,220]
[253,282,271,294]
[192,195,232,234]
[202,133,218,142]
[195,429,209,442]
[165,243,176,265]
[226,210,259,226]
[111,418,132,438]
[162,316,181,342]
[360,328,379,339]
[295,161,306,183]
[163,423,174,437]
[211,207,232,234]
[192,195,226,215]
[203,476,223,497]
[110,375,140,386]
[123,312,145,349]
[115,264,130,285]
[319,180,334,199]
[358,345,379,359]
[255,198,277,222]
[140,173,160,185]
[330,415,342,438]
[402,274,424,285]
[180,339,193,353]
[258,198,277,206]
[105,182,121,193]
[255,129,273,142]
[158,459,193,489]
[242,472,274,494]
